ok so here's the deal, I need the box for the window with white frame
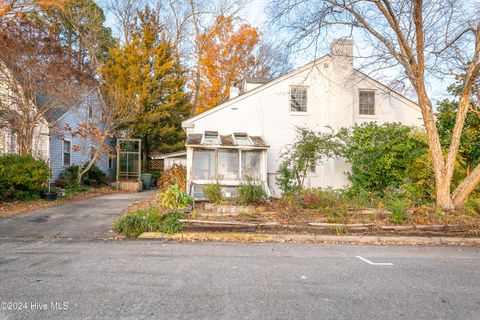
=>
[290,86,308,112]
[193,150,216,180]
[241,150,262,180]
[359,90,375,115]
[234,133,251,146]
[63,140,71,166]
[217,149,239,180]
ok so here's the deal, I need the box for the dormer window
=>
[234,133,251,146]
[290,86,307,112]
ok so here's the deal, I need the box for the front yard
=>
[114,185,480,239]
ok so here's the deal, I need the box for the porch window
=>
[193,150,216,180]
[242,150,262,180]
[217,149,239,180]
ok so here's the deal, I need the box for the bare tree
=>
[107,0,144,44]
[269,0,480,210]
[0,15,94,155]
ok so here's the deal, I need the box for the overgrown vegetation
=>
[275,122,480,222]
[277,127,341,194]
[203,183,222,204]
[156,184,193,209]
[114,206,184,238]
[60,164,109,187]
[0,154,49,200]
[159,164,186,192]
[237,181,266,205]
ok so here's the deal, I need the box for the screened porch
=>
[185,132,269,200]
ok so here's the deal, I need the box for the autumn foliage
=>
[0,0,64,18]
[193,15,260,114]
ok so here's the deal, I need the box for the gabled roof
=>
[37,89,101,125]
[182,55,422,127]
[36,94,70,124]
[182,55,331,127]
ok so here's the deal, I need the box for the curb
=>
[138,232,480,246]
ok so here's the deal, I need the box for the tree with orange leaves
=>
[0,0,64,18]
[192,16,259,115]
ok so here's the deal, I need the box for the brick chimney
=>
[330,38,353,68]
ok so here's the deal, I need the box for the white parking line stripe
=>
[356,256,394,266]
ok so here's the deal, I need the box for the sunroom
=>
[185,131,269,200]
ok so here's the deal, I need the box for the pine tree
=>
[101,6,191,160]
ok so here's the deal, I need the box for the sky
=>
[98,0,459,103]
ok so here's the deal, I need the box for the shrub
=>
[63,184,90,196]
[203,183,222,204]
[160,164,186,191]
[161,210,183,234]
[386,198,409,224]
[114,206,184,237]
[156,184,193,209]
[54,178,70,188]
[0,154,49,200]
[60,164,108,187]
[339,122,428,195]
[277,127,342,194]
[237,182,265,205]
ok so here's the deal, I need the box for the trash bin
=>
[141,173,152,190]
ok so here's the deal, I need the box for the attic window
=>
[234,133,251,146]
[359,90,375,115]
[204,131,219,144]
[290,86,307,112]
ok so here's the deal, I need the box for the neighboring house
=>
[0,90,115,181]
[150,151,187,171]
[182,39,424,199]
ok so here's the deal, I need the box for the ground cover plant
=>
[156,184,193,209]
[114,206,184,237]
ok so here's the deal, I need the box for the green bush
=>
[203,183,222,204]
[161,210,183,234]
[340,122,428,195]
[237,182,266,205]
[0,154,50,200]
[277,127,342,194]
[60,164,108,187]
[386,197,409,224]
[156,184,193,209]
[114,206,184,237]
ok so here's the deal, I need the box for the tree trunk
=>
[435,178,455,210]
[452,164,480,208]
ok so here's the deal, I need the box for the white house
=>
[182,39,423,199]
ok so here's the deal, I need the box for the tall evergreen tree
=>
[101,6,191,159]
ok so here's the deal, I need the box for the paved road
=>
[0,190,156,240]
[0,240,479,320]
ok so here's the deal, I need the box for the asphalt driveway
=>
[0,190,156,240]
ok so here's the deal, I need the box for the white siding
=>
[183,54,423,194]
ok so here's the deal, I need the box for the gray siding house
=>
[0,89,115,181]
